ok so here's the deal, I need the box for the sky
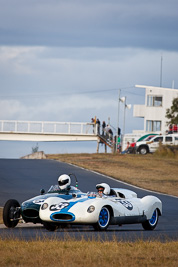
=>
[0,0,178,158]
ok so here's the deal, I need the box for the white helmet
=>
[96,183,110,195]
[58,174,71,190]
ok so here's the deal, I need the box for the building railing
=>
[0,120,96,136]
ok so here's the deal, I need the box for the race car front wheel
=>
[3,199,21,228]
[93,207,110,231]
[142,209,159,230]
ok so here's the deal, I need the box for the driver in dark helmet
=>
[58,174,71,191]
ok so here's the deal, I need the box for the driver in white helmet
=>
[96,183,110,197]
[58,174,71,192]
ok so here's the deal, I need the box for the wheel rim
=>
[99,207,109,227]
[140,148,146,154]
[149,209,157,226]
[9,207,16,220]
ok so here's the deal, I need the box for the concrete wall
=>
[21,151,47,159]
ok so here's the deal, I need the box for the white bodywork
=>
[136,134,178,154]
[39,188,162,227]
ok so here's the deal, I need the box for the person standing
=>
[96,118,101,135]
[102,121,106,136]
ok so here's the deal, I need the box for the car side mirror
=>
[40,189,45,195]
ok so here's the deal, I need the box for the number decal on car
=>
[50,202,69,211]
[119,200,133,210]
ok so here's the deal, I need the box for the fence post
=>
[15,121,17,132]
[41,122,44,133]
[28,122,30,132]
[68,123,71,134]
[81,123,83,134]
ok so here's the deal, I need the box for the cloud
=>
[0,0,178,50]
[0,46,44,76]
[0,100,23,118]
[1,46,178,98]
[0,93,116,121]
[0,1,178,157]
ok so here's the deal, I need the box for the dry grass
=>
[0,238,178,267]
[46,153,178,197]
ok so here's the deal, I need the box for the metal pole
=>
[116,89,121,152]
[122,97,127,152]
[123,96,126,136]
[160,55,163,87]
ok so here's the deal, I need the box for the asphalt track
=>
[0,159,178,242]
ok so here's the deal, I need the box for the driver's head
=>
[96,183,110,195]
[58,174,71,190]
[97,187,104,195]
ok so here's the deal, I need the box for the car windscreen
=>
[47,185,82,194]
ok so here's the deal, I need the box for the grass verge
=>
[46,153,178,197]
[0,238,178,267]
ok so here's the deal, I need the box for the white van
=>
[136,134,178,155]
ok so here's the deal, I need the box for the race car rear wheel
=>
[43,222,58,231]
[142,209,159,230]
[93,207,110,231]
[3,199,20,228]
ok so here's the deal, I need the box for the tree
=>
[166,97,178,125]
[32,143,39,153]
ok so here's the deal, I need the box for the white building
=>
[122,84,178,149]
[133,85,178,134]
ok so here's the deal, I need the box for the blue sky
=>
[0,0,178,157]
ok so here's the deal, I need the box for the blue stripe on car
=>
[50,196,95,222]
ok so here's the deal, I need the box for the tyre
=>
[3,199,20,228]
[93,207,110,231]
[142,209,159,230]
[139,146,148,155]
[43,222,58,231]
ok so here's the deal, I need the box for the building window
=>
[147,95,162,107]
[146,120,161,132]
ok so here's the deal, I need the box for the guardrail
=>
[0,120,96,136]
